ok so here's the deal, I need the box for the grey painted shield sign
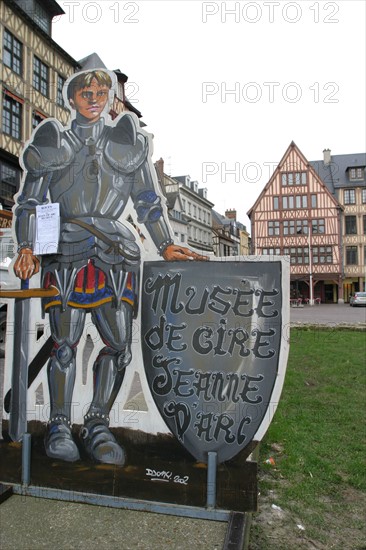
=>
[141,259,289,464]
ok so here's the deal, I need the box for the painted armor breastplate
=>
[18,116,148,270]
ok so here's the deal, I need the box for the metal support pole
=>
[22,433,31,487]
[206,451,217,508]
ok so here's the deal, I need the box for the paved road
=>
[0,303,364,550]
[289,302,366,327]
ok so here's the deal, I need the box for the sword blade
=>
[4,336,54,414]
[9,280,30,442]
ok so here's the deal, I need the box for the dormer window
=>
[13,0,63,36]
[33,1,50,33]
[349,167,364,181]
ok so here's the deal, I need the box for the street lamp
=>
[308,221,314,305]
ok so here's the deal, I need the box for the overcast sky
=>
[52,0,365,229]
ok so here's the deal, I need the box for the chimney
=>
[155,158,164,185]
[323,149,331,166]
[225,209,237,221]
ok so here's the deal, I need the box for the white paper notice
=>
[34,203,60,255]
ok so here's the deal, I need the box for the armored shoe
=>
[80,416,126,466]
[45,416,80,462]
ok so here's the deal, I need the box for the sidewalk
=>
[0,493,228,550]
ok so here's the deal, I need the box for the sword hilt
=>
[21,279,29,291]
[0,285,59,299]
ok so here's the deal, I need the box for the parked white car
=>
[349,292,366,307]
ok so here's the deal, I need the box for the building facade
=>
[0,0,80,210]
[155,159,214,255]
[225,208,250,255]
[212,208,249,257]
[311,150,366,300]
[154,161,189,246]
[248,142,343,304]
[173,175,214,254]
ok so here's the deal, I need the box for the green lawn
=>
[255,327,366,545]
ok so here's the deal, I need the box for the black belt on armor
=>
[63,218,139,261]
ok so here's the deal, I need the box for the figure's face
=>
[70,78,110,122]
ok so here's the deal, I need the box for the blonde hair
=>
[67,70,112,101]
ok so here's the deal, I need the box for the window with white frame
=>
[349,167,364,181]
[344,189,356,205]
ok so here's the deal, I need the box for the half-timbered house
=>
[0,0,80,210]
[247,142,343,304]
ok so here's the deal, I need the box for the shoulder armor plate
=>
[23,119,75,175]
